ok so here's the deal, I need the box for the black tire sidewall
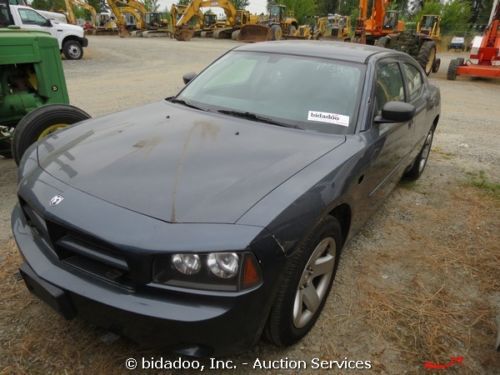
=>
[265,216,343,346]
[63,40,83,60]
[12,104,90,164]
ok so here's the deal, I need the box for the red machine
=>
[447,0,500,80]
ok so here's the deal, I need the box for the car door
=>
[362,59,414,202]
[401,61,429,157]
[16,8,56,39]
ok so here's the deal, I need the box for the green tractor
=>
[1,2,89,164]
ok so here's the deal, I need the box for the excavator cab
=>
[383,10,398,30]
[417,15,441,40]
[203,12,217,28]
[269,4,286,23]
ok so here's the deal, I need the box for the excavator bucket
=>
[238,24,271,43]
[174,27,194,41]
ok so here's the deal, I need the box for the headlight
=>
[153,251,262,292]
[207,252,239,278]
[172,254,201,275]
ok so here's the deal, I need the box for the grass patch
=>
[466,170,500,199]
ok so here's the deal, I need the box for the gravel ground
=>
[0,37,499,374]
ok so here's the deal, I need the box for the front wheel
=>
[63,40,83,60]
[264,216,342,346]
[404,127,435,180]
[12,104,90,164]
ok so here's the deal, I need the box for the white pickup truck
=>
[8,4,88,60]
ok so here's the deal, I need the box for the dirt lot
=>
[0,37,499,374]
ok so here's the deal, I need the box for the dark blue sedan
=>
[12,41,440,356]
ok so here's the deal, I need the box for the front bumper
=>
[12,204,273,356]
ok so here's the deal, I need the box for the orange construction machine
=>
[447,0,500,80]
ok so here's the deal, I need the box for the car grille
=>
[20,198,136,289]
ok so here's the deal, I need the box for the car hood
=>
[37,101,345,224]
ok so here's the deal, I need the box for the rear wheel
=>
[12,104,90,164]
[417,41,436,76]
[264,216,342,346]
[63,40,83,60]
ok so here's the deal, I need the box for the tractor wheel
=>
[447,58,462,81]
[416,40,437,76]
[375,36,390,48]
[12,104,90,165]
[288,25,297,37]
[271,25,282,41]
[63,40,84,60]
[432,58,441,73]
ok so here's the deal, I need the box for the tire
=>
[63,40,83,60]
[404,127,435,180]
[264,216,343,346]
[271,25,282,41]
[12,104,90,165]
[447,58,462,80]
[288,25,297,37]
[416,40,436,76]
[375,36,390,48]
[432,58,441,73]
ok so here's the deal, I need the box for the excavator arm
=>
[176,0,237,30]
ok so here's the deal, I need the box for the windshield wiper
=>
[166,97,207,111]
[217,110,301,129]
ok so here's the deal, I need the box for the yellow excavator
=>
[174,0,255,41]
[106,0,144,36]
[63,0,97,27]
[238,3,307,42]
[171,3,203,40]
[314,14,351,41]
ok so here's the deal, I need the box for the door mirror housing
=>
[376,101,416,123]
[44,19,52,27]
[183,72,197,85]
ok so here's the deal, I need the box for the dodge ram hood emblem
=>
[49,195,64,206]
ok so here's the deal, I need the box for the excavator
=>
[314,14,351,41]
[63,0,97,28]
[447,0,500,80]
[355,0,439,75]
[416,14,440,42]
[170,3,203,39]
[238,3,307,42]
[106,0,144,36]
[174,0,253,41]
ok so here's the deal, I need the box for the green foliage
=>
[415,1,443,22]
[144,0,160,12]
[275,0,316,23]
[466,170,500,200]
[177,0,190,6]
[441,0,471,33]
[231,0,249,9]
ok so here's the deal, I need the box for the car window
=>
[402,63,423,102]
[19,8,47,26]
[177,51,365,135]
[375,62,405,114]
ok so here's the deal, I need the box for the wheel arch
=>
[328,203,352,246]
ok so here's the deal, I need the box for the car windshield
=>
[175,51,365,134]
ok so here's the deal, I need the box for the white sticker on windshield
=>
[307,111,350,127]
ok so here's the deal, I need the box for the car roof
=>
[235,40,393,64]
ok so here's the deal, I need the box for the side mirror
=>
[183,72,196,85]
[376,101,415,123]
[44,19,52,27]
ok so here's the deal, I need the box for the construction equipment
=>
[354,0,404,44]
[0,8,90,163]
[63,0,97,28]
[238,3,305,42]
[174,0,246,41]
[355,0,439,75]
[447,0,500,80]
[314,14,351,41]
[416,14,440,42]
[106,0,145,36]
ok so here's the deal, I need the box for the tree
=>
[231,0,249,9]
[316,0,338,14]
[441,0,471,33]
[144,0,160,12]
[177,0,190,6]
[274,0,316,23]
